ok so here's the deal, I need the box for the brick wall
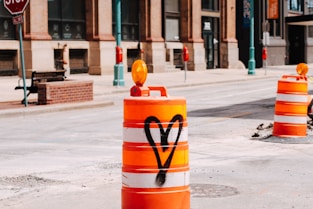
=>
[37,80,93,105]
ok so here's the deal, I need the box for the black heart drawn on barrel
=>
[144,114,183,186]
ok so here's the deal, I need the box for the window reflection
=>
[201,0,219,11]
[308,0,313,14]
[288,0,303,12]
[164,0,180,41]
[0,0,16,40]
[112,0,139,41]
[48,0,86,40]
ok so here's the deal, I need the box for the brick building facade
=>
[0,0,242,77]
[236,0,313,68]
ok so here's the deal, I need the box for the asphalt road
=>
[1,77,313,209]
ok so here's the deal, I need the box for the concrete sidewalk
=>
[0,65,302,116]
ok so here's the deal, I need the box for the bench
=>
[15,70,66,104]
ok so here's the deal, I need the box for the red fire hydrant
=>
[116,46,123,64]
[183,46,189,62]
[262,47,267,60]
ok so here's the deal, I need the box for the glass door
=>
[202,17,219,69]
[203,32,214,69]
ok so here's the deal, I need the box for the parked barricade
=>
[273,75,308,137]
[122,60,190,209]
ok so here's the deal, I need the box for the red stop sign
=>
[3,0,30,15]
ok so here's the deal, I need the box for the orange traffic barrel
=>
[273,75,309,137]
[122,60,189,209]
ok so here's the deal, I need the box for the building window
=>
[0,0,16,40]
[268,20,281,37]
[163,0,180,41]
[308,0,313,14]
[287,0,303,12]
[48,0,86,40]
[265,0,281,37]
[112,0,139,41]
[202,0,219,11]
[309,26,313,38]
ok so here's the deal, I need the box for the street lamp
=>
[113,0,125,86]
[248,0,256,75]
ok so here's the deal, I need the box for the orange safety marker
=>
[273,73,308,137]
[122,60,190,209]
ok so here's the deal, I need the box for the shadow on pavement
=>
[188,97,276,121]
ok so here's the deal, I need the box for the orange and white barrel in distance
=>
[122,96,189,209]
[273,75,308,137]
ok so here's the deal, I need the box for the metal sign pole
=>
[183,46,189,82]
[18,16,28,107]
[184,61,187,82]
[117,63,120,87]
[262,21,270,76]
[3,0,30,106]
[265,47,267,76]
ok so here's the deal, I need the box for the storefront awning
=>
[286,14,313,26]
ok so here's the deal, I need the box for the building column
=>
[24,0,51,40]
[86,0,115,75]
[140,0,166,73]
[180,0,206,71]
[220,0,244,69]
[23,0,53,76]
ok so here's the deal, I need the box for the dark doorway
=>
[127,49,141,72]
[0,50,18,76]
[69,49,88,74]
[202,17,219,69]
[203,32,215,69]
[288,25,305,65]
[236,0,263,68]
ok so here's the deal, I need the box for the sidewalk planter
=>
[37,80,93,105]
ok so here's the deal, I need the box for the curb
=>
[0,100,114,118]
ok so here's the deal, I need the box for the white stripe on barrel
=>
[122,171,190,188]
[123,127,188,143]
[276,93,309,103]
[274,115,307,124]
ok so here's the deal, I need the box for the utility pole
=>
[248,0,256,75]
[113,0,125,86]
